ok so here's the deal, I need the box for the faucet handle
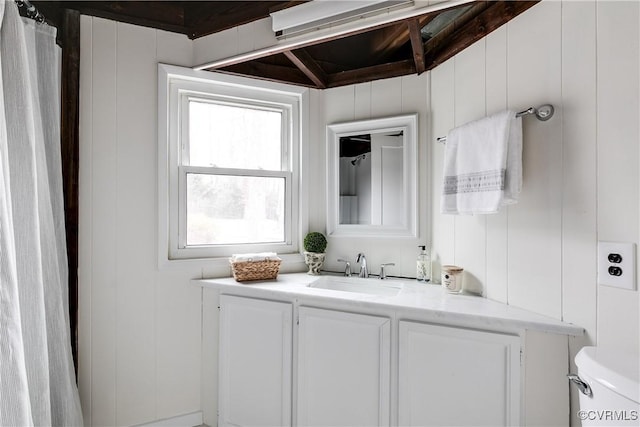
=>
[379,263,395,280]
[337,258,352,277]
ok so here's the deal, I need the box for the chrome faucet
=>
[356,253,368,278]
[379,263,395,280]
[337,258,352,277]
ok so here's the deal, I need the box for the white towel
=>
[441,110,522,215]
[231,252,279,262]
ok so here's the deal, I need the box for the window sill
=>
[159,251,306,274]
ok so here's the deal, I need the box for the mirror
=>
[327,114,417,237]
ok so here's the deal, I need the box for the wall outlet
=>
[597,241,636,290]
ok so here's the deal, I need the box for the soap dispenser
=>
[416,245,430,282]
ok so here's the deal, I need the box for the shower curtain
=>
[0,1,83,425]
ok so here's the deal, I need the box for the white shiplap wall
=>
[428,1,639,421]
[79,17,203,427]
[78,1,639,426]
[429,0,639,411]
[594,1,640,357]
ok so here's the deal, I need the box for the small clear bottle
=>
[416,245,430,282]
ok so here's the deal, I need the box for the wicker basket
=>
[230,258,282,282]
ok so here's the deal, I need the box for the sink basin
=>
[307,276,402,296]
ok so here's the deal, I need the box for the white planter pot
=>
[304,251,325,275]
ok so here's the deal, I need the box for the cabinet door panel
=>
[297,307,391,427]
[398,321,520,426]
[219,295,292,427]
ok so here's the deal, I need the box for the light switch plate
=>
[597,241,636,290]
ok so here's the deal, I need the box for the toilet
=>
[571,346,639,426]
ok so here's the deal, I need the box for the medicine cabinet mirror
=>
[327,114,417,238]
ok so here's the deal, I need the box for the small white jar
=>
[441,265,464,293]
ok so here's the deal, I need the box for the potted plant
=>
[303,231,327,275]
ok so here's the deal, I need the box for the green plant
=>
[304,231,327,253]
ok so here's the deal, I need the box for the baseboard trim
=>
[132,411,204,427]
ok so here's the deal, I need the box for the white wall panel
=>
[561,3,599,423]
[403,73,430,272]
[561,0,597,340]
[452,40,487,296]
[193,26,239,67]
[427,0,639,390]
[115,22,157,426]
[153,31,210,422]
[354,82,372,120]
[430,59,455,283]
[371,78,402,118]
[595,0,640,358]
[506,1,563,319]
[86,17,118,427]
[324,85,356,124]
[156,30,193,67]
[79,18,202,426]
[484,26,509,304]
[156,272,202,420]
[78,15,93,426]
[201,289,219,427]
[306,88,325,233]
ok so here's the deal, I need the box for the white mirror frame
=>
[327,113,418,238]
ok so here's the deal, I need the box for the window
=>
[158,65,307,262]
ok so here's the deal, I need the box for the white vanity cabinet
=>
[218,295,293,427]
[218,296,391,427]
[200,274,580,427]
[296,307,391,427]
[398,321,521,426]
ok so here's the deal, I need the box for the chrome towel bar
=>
[436,104,554,143]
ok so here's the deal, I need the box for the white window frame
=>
[158,64,308,267]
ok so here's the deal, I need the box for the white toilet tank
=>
[573,346,639,426]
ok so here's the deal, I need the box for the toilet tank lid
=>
[575,346,639,403]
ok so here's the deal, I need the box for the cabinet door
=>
[219,295,293,427]
[398,321,520,426]
[296,306,391,427]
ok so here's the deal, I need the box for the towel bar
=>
[436,104,554,143]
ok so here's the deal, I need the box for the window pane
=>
[188,101,283,170]
[186,173,285,246]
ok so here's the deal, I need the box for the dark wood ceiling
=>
[33,0,539,89]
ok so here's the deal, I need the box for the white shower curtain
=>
[0,1,83,425]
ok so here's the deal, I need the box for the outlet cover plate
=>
[597,241,636,290]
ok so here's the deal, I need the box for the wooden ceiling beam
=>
[423,1,490,54]
[283,49,328,89]
[370,14,435,63]
[34,0,542,89]
[46,1,188,35]
[407,19,426,75]
[216,61,318,88]
[36,1,306,40]
[327,59,416,88]
[425,1,538,71]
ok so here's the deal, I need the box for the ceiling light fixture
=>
[271,0,413,39]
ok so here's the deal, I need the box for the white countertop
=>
[194,273,583,336]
